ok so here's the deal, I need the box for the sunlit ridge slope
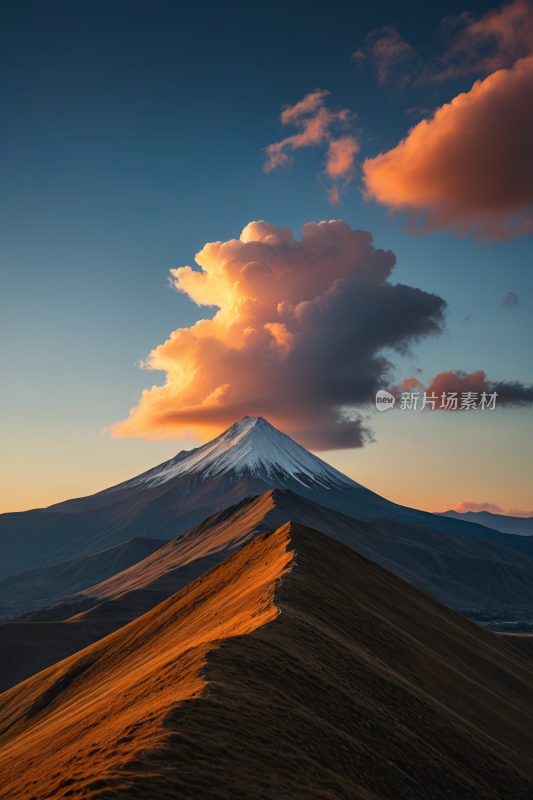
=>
[1,523,532,799]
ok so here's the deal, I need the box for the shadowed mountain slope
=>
[0,537,168,622]
[1,417,530,578]
[0,618,126,695]
[5,489,533,694]
[18,489,533,631]
[0,523,532,800]
[440,509,533,536]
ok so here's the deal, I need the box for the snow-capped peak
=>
[131,416,364,490]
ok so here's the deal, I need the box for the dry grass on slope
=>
[0,526,293,800]
[1,522,533,800]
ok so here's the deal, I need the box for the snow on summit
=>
[131,416,363,489]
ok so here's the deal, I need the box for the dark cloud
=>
[352,26,416,86]
[354,2,533,88]
[427,0,533,83]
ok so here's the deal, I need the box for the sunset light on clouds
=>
[2,0,532,516]
[111,219,532,450]
[264,91,359,205]
[428,0,533,81]
[112,220,447,449]
[401,369,533,407]
[3,7,533,779]
[348,0,533,240]
[362,55,533,240]
[3,9,533,781]
[451,500,533,517]
[264,2,533,239]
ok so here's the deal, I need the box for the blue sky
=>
[1,0,531,513]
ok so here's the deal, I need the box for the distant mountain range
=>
[1,417,530,580]
[439,509,533,536]
[12,487,533,625]
[0,537,167,622]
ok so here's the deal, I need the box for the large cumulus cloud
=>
[111,220,447,450]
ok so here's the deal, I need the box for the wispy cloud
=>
[264,91,359,205]
[427,0,533,83]
[353,1,533,87]
[352,25,416,86]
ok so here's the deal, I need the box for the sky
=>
[1,0,532,515]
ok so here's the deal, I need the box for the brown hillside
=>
[0,523,532,799]
[22,489,533,629]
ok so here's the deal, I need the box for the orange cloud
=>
[264,91,359,205]
[451,500,533,517]
[402,377,423,392]
[453,501,504,513]
[264,107,333,171]
[111,220,448,450]
[324,135,360,180]
[362,55,533,240]
[279,88,329,125]
[404,369,533,408]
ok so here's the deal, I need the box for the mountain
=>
[6,487,532,692]
[0,537,168,622]
[20,487,533,623]
[1,417,530,578]
[0,616,127,696]
[440,509,533,536]
[1,523,532,800]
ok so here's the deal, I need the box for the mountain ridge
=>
[1,416,530,578]
[1,522,532,800]
[12,488,533,629]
